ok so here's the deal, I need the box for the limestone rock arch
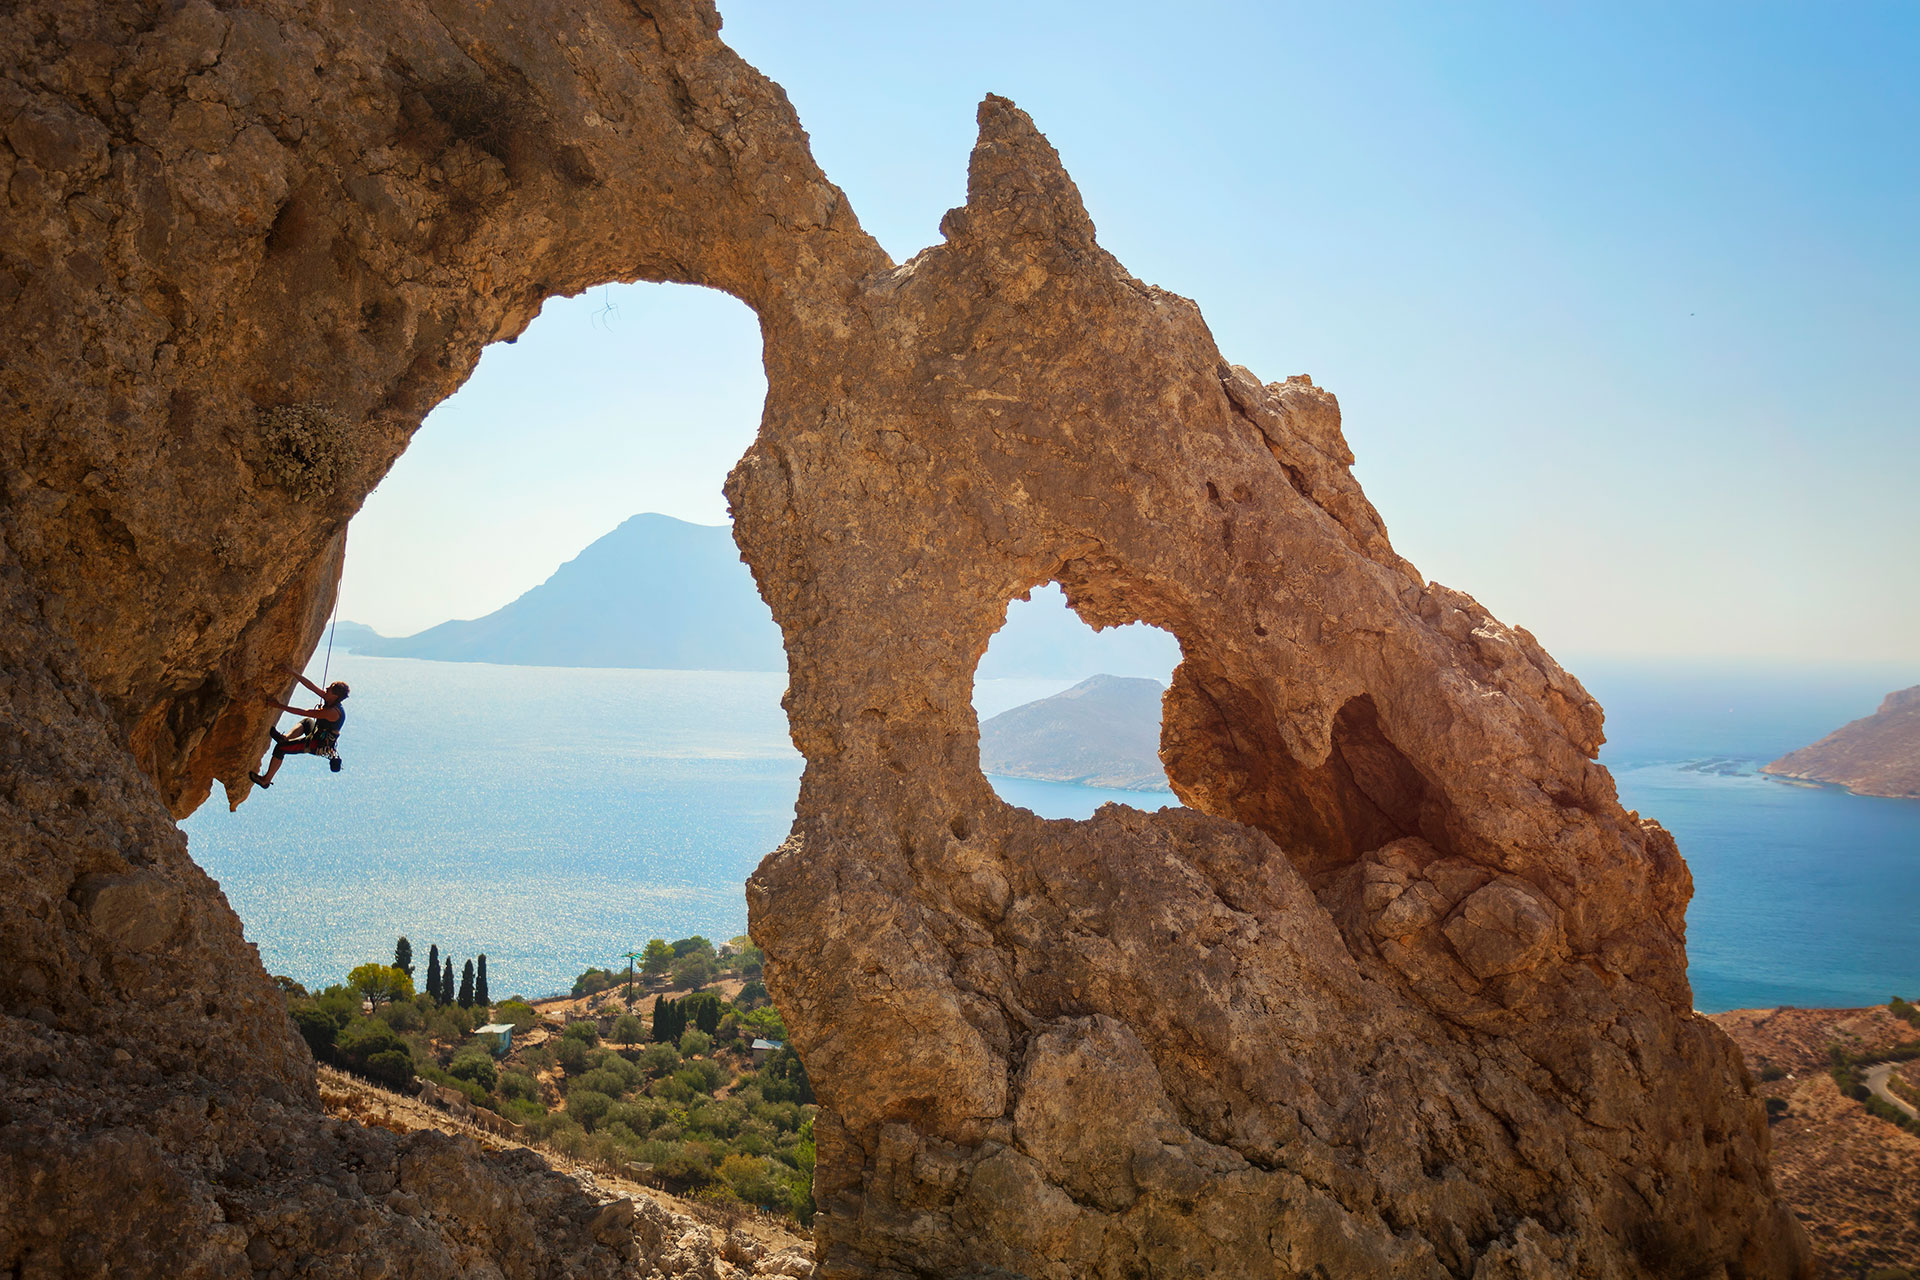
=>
[1,2,1809,1277]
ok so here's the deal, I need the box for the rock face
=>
[1762,685,1920,799]
[0,1,1810,1277]
[978,674,1170,789]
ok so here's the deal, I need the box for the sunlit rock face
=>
[1,1,1810,1276]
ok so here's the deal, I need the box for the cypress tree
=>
[442,956,455,1003]
[426,944,441,1002]
[393,936,413,979]
[651,995,669,1042]
[475,955,489,1008]
[457,960,474,1008]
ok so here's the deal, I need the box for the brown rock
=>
[1762,684,1920,799]
[0,2,1810,1278]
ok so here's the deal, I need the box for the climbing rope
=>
[320,593,342,686]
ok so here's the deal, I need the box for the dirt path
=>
[1865,1062,1920,1119]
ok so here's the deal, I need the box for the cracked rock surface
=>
[2,0,1810,1276]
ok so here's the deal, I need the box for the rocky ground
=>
[318,1066,813,1279]
[1711,1006,1920,1276]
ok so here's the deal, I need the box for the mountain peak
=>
[979,673,1169,791]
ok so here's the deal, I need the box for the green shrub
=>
[570,1067,631,1100]
[563,1020,599,1047]
[364,1048,414,1089]
[679,1029,713,1058]
[1756,1063,1786,1082]
[733,979,769,1009]
[290,1005,339,1057]
[688,1098,749,1139]
[650,1075,697,1105]
[449,1049,498,1092]
[568,1089,614,1131]
[653,1140,717,1187]
[493,999,539,1033]
[725,936,764,976]
[313,986,360,1026]
[1864,1094,1920,1136]
[753,1100,803,1133]
[428,1005,476,1042]
[739,1004,787,1041]
[671,951,718,991]
[556,1036,590,1074]
[612,1013,645,1044]
[379,1000,423,1032]
[719,1153,790,1208]
[674,1065,720,1098]
[761,1046,814,1105]
[501,1097,547,1125]
[588,1049,643,1087]
[336,1018,407,1065]
[571,968,618,999]
[499,1070,540,1102]
[531,1109,582,1141]
[417,1061,489,1107]
[605,1100,662,1134]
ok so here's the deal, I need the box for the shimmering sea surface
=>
[182,654,1918,1011]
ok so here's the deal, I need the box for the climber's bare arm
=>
[281,663,327,698]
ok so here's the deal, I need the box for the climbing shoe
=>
[248,771,272,789]
[329,756,342,773]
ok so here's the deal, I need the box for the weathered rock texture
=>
[1763,685,1920,799]
[0,0,1810,1276]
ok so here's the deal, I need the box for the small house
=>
[750,1037,783,1065]
[475,1022,516,1057]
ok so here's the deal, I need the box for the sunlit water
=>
[182,655,1918,1011]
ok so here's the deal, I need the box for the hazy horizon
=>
[339,1,1917,667]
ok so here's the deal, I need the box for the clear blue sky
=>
[345,1,1917,665]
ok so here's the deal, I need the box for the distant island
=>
[339,512,1182,679]
[1762,684,1920,800]
[340,515,786,671]
[978,674,1169,790]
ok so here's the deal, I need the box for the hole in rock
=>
[1162,672,1455,885]
[183,284,809,1128]
[971,583,1185,819]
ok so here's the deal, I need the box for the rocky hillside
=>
[978,674,1169,790]
[1763,685,1920,799]
[1710,1004,1920,1276]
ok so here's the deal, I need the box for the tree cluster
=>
[651,992,723,1043]
[417,939,491,1010]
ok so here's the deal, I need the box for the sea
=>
[181,653,1919,1013]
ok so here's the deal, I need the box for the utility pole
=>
[620,949,643,1006]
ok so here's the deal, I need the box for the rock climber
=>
[249,663,349,789]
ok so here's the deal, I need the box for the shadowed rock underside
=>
[1,1,1811,1276]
